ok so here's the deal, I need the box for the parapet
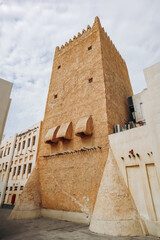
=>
[54,16,126,65]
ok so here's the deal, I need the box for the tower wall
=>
[10,17,133,224]
[99,26,133,133]
[38,19,109,216]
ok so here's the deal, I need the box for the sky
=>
[0,0,160,139]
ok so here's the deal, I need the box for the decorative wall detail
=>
[56,122,72,140]
[45,126,60,143]
[75,116,93,137]
[42,146,102,158]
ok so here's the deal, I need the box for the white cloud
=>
[0,0,160,138]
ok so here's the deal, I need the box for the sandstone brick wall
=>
[38,18,109,215]
[99,24,133,134]
[15,17,133,217]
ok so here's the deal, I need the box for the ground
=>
[0,209,159,240]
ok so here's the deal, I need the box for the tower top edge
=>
[54,16,126,64]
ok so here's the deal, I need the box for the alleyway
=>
[0,209,159,240]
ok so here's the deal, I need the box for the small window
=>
[88,78,93,83]
[4,148,7,156]
[88,46,92,51]
[22,141,25,149]
[58,65,61,69]
[13,167,16,176]
[18,142,21,151]
[32,136,36,146]
[8,147,10,155]
[5,164,8,170]
[54,94,58,99]
[17,166,21,176]
[19,159,22,163]
[28,138,31,147]
[0,150,3,158]
[23,164,26,174]
[10,187,13,191]
[28,163,32,174]
[10,167,12,173]
[20,186,23,190]
[6,187,8,190]
[15,186,18,191]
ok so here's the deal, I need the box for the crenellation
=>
[55,16,125,61]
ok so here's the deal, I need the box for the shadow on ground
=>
[0,209,159,240]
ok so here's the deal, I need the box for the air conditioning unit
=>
[114,124,121,133]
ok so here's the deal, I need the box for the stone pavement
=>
[0,209,159,240]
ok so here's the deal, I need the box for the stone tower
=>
[10,17,143,236]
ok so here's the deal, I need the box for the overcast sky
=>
[0,0,160,139]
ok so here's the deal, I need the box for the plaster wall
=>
[0,134,16,206]
[0,78,13,143]
[4,122,41,205]
[132,91,146,122]
[143,62,160,180]
[109,125,160,236]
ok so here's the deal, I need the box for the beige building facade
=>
[4,122,41,206]
[0,78,13,144]
[0,134,16,206]
[0,122,41,207]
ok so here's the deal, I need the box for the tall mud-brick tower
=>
[10,17,143,236]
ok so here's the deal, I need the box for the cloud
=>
[0,0,160,138]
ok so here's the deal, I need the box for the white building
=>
[1,122,41,206]
[0,134,16,206]
[107,62,160,236]
[0,78,13,144]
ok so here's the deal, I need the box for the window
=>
[13,167,16,176]
[32,136,36,146]
[10,186,13,191]
[54,94,58,99]
[22,141,25,149]
[0,150,3,158]
[4,148,7,156]
[10,167,12,173]
[88,46,92,51]
[6,187,8,190]
[15,186,18,191]
[58,65,61,69]
[17,166,21,175]
[19,159,22,163]
[8,147,10,155]
[18,142,21,151]
[28,163,32,174]
[88,78,93,83]
[23,164,26,174]
[28,138,31,147]
[20,186,23,190]
[5,164,8,171]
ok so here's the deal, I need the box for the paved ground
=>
[0,209,159,240]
